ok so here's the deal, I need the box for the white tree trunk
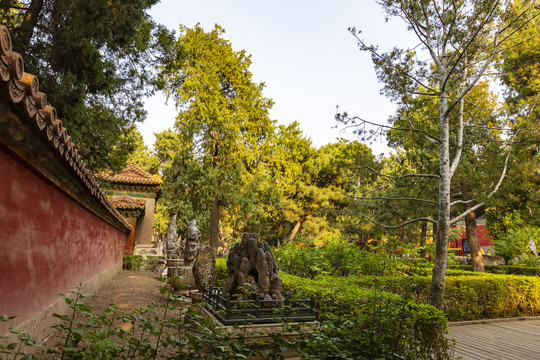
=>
[429,82,451,309]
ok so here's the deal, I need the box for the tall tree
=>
[498,0,540,213]
[486,0,540,252]
[340,0,533,307]
[1,0,173,170]
[161,24,275,253]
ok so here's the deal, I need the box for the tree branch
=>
[337,115,441,143]
[450,199,476,207]
[350,31,439,96]
[363,165,440,180]
[357,213,437,229]
[443,0,500,88]
[346,194,438,205]
[450,153,510,224]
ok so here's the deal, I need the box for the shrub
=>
[215,257,228,286]
[350,273,540,321]
[488,210,540,261]
[143,256,161,271]
[282,273,452,359]
[0,284,280,359]
[1,279,452,359]
[122,255,145,270]
[274,241,416,278]
[122,255,165,271]
[495,225,540,261]
[448,264,540,276]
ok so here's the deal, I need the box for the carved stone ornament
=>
[166,215,183,260]
[184,219,201,265]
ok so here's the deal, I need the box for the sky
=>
[139,0,419,156]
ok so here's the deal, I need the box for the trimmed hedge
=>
[448,264,540,276]
[281,273,452,359]
[351,274,540,321]
[122,255,145,270]
[407,266,486,277]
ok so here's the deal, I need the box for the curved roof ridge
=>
[110,192,146,210]
[97,163,162,186]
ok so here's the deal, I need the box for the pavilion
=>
[97,163,162,255]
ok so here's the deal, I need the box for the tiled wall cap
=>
[0,25,130,230]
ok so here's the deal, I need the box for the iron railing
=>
[202,286,316,325]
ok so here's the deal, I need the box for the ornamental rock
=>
[193,245,217,290]
[222,233,282,301]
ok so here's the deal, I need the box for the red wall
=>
[0,148,127,334]
[450,220,494,251]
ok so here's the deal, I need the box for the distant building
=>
[97,163,162,255]
[449,217,494,255]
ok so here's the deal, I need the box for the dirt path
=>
[81,270,169,313]
[29,270,300,359]
[35,270,180,355]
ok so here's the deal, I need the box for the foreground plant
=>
[1,274,455,359]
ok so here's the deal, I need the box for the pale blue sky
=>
[139,0,418,155]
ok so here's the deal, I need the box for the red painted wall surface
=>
[0,148,127,334]
[449,219,494,251]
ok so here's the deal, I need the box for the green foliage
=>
[215,257,228,287]
[490,1,540,264]
[160,24,275,247]
[0,315,43,359]
[142,256,161,272]
[122,255,145,270]
[1,284,264,359]
[122,255,164,271]
[495,226,540,261]
[274,241,415,278]
[350,273,540,321]
[2,0,175,171]
[1,278,453,359]
[488,210,540,260]
[449,264,540,277]
[281,273,452,359]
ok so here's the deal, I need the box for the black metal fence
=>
[202,286,316,325]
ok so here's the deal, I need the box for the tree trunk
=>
[209,138,220,255]
[429,83,450,309]
[287,218,305,244]
[466,208,485,272]
[218,220,225,242]
[210,194,220,255]
[13,0,43,54]
[420,221,427,259]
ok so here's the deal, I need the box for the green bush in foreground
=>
[2,274,453,360]
[282,273,453,359]
[0,284,271,359]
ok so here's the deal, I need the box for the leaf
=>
[52,313,69,321]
